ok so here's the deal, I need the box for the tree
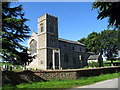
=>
[78,32,101,54]
[92,2,120,29]
[2,2,34,65]
[78,30,118,66]
[78,38,86,44]
[100,30,118,65]
[92,2,120,66]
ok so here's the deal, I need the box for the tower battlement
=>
[38,13,58,22]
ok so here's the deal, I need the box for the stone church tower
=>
[37,13,60,70]
[28,13,91,70]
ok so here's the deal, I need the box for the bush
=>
[88,62,99,67]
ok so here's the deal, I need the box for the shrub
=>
[88,62,99,67]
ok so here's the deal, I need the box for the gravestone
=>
[10,66,12,71]
[16,66,18,69]
[6,65,9,71]
[20,66,22,69]
[3,65,5,70]
[29,68,32,70]
[0,66,1,71]
[34,68,37,70]
[26,66,29,70]
[23,67,26,70]
[14,67,17,69]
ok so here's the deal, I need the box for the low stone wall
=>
[33,66,120,80]
[2,66,120,85]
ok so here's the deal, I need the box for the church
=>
[27,13,92,70]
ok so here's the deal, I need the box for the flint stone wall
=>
[2,66,120,85]
[33,66,120,80]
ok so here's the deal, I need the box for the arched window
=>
[41,25,44,32]
[40,23,44,33]
[29,40,37,55]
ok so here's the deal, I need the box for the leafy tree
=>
[2,2,34,65]
[78,30,118,66]
[92,2,120,66]
[92,2,120,29]
[78,32,101,54]
[78,38,86,44]
[100,29,118,65]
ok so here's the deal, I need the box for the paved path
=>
[75,78,119,88]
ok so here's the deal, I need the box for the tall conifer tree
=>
[2,2,34,65]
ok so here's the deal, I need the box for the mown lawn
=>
[103,60,120,67]
[2,72,120,89]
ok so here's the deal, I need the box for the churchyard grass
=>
[103,60,120,67]
[104,60,120,63]
[2,72,120,89]
[0,62,23,71]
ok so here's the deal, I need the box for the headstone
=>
[3,65,5,70]
[23,67,25,70]
[26,66,29,70]
[10,66,12,71]
[0,66,1,71]
[16,66,18,69]
[12,65,14,68]
[5,65,7,69]
[6,65,9,71]
[23,67,26,70]
[34,68,37,70]
[3,65,5,68]
[20,66,22,69]
[14,67,17,69]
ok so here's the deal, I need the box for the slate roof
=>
[88,55,99,60]
[58,38,86,46]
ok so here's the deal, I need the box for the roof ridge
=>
[58,38,85,46]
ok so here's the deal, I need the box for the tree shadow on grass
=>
[2,70,46,87]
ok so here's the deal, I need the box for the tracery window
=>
[29,40,37,55]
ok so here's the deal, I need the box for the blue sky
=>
[11,2,109,47]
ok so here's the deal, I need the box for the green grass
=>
[0,62,23,71]
[103,60,120,67]
[103,60,120,63]
[2,72,120,89]
[0,63,43,71]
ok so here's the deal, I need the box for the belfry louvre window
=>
[50,25,54,33]
[41,25,44,32]
[64,54,68,63]
[30,40,37,55]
